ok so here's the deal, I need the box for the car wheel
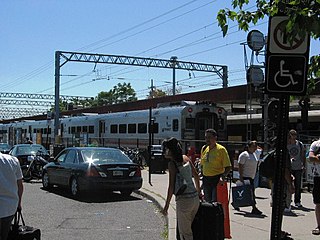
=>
[22,168,32,182]
[70,177,80,197]
[42,172,52,189]
[120,190,132,197]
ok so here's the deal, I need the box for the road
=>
[20,180,166,240]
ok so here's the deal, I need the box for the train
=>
[227,109,320,144]
[0,101,227,155]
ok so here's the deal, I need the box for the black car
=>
[0,143,11,153]
[9,144,50,165]
[42,147,143,197]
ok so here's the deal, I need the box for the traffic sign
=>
[265,15,310,96]
[266,55,307,94]
[269,16,309,54]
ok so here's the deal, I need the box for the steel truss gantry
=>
[0,107,47,119]
[0,92,92,119]
[54,51,229,138]
[0,92,91,101]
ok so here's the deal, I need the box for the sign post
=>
[265,6,310,240]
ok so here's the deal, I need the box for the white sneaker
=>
[284,206,292,213]
[295,202,302,207]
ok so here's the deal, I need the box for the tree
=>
[95,82,137,105]
[147,88,167,99]
[217,0,320,85]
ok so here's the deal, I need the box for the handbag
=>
[7,210,41,240]
[173,161,187,196]
[175,171,187,195]
[231,184,255,208]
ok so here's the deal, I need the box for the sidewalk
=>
[136,169,318,240]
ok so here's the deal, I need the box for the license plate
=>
[113,170,123,176]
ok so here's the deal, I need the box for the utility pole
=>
[170,56,178,96]
[150,79,155,98]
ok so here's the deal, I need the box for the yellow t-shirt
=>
[200,143,231,177]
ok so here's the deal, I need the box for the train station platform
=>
[136,168,318,240]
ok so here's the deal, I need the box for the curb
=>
[135,187,176,240]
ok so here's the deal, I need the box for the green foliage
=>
[147,88,167,99]
[95,82,137,106]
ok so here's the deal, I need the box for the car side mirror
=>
[49,156,55,162]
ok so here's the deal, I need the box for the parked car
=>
[42,147,143,197]
[0,143,11,153]
[8,144,50,166]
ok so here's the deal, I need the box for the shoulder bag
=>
[173,161,187,196]
[7,210,41,240]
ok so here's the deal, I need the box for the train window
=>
[172,119,179,131]
[33,129,37,134]
[68,127,71,134]
[89,126,94,133]
[71,126,76,134]
[186,118,195,129]
[119,124,127,134]
[83,126,88,133]
[138,123,147,133]
[43,128,47,134]
[77,126,81,133]
[48,128,51,134]
[128,124,136,133]
[111,124,118,133]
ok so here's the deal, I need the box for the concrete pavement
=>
[136,168,319,240]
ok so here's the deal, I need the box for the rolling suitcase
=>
[192,201,224,240]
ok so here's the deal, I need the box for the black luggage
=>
[192,201,224,240]
[7,210,41,240]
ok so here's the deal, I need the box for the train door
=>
[195,112,216,150]
[99,120,105,145]
[195,113,215,140]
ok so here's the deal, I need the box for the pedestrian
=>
[200,128,231,202]
[237,140,263,215]
[161,137,201,240]
[253,144,263,189]
[25,138,33,144]
[0,152,24,240]
[286,129,306,211]
[308,138,320,235]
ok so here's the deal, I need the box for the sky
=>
[1,0,318,105]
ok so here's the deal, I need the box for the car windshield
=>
[17,145,48,156]
[81,149,132,164]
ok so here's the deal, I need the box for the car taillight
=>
[86,166,100,177]
[134,167,141,177]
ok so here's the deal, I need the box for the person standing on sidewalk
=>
[308,139,320,235]
[200,129,231,202]
[287,129,306,210]
[0,152,24,240]
[237,140,262,215]
[161,137,201,240]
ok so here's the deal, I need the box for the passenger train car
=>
[227,110,320,143]
[0,101,227,154]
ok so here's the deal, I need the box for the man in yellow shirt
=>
[200,129,231,202]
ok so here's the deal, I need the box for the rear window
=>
[17,145,48,156]
[81,149,132,164]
